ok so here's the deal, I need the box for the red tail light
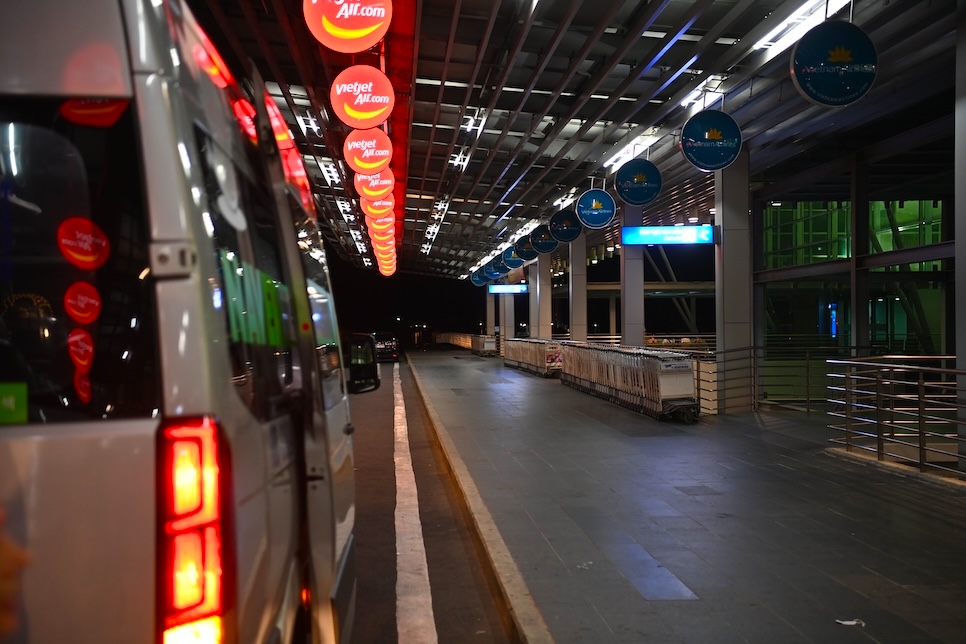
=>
[159,417,233,644]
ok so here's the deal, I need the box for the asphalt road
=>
[350,356,513,643]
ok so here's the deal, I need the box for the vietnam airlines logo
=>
[633,173,647,184]
[591,199,604,210]
[57,217,111,271]
[331,65,395,129]
[304,0,394,55]
[827,46,853,63]
[706,128,723,140]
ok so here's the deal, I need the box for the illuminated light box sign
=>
[330,65,395,129]
[488,284,528,294]
[343,127,393,174]
[354,169,395,199]
[680,109,742,172]
[791,20,877,107]
[360,194,395,219]
[622,225,716,245]
[304,0,393,54]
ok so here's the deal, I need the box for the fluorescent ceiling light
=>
[754,0,851,55]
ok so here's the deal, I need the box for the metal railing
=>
[826,356,965,477]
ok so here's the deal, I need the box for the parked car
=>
[373,333,400,362]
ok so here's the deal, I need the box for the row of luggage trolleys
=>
[502,339,700,423]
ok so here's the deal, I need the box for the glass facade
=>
[869,200,945,253]
[762,201,850,270]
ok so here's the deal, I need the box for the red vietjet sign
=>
[360,194,395,219]
[354,169,395,199]
[64,282,102,325]
[343,128,392,174]
[331,65,395,129]
[57,217,111,270]
[304,0,393,54]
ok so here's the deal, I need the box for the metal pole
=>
[918,372,927,472]
[876,371,884,461]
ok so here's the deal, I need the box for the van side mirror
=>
[346,333,380,394]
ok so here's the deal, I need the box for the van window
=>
[0,97,159,424]
[194,126,299,422]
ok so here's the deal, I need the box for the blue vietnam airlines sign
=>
[614,159,662,206]
[791,21,877,107]
[680,110,742,172]
[575,189,617,229]
[622,225,716,246]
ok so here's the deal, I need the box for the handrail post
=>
[876,371,884,461]
[918,372,927,472]
[806,349,811,413]
[845,366,853,453]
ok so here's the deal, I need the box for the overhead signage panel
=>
[680,110,742,172]
[502,247,524,269]
[343,127,393,174]
[488,284,528,294]
[354,169,395,199]
[791,20,877,107]
[514,237,538,261]
[304,0,393,54]
[549,209,583,243]
[470,270,488,287]
[530,225,559,254]
[621,225,716,245]
[574,189,617,229]
[330,65,395,129]
[614,159,662,206]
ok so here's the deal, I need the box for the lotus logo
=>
[591,199,604,210]
[633,173,647,183]
[827,46,853,62]
[706,128,723,141]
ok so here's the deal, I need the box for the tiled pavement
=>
[406,348,966,644]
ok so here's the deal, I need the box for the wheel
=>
[678,407,697,424]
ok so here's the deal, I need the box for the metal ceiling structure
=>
[191,0,957,280]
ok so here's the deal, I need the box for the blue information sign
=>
[488,284,529,294]
[680,110,742,172]
[791,20,877,107]
[575,189,617,229]
[530,225,559,254]
[502,246,524,269]
[470,270,488,286]
[492,256,510,274]
[549,209,583,243]
[622,225,716,245]
[514,237,538,261]
[614,159,662,206]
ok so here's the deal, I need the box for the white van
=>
[0,1,379,642]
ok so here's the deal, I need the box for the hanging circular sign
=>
[502,247,524,269]
[492,257,510,275]
[343,127,392,174]
[483,261,502,280]
[514,236,538,261]
[360,194,395,219]
[354,169,395,199]
[330,65,395,129]
[680,110,742,172]
[614,159,662,206]
[366,215,395,233]
[574,189,617,230]
[470,270,488,287]
[303,0,393,54]
[67,328,95,374]
[549,209,583,243]
[530,225,559,254]
[790,20,877,107]
[64,282,102,325]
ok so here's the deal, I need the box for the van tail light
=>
[158,417,234,644]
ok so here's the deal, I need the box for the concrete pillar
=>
[501,293,515,345]
[850,153,870,355]
[536,253,552,339]
[715,149,753,413]
[608,294,618,336]
[569,234,588,341]
[486,293,496,335]
[621,204,645,346]
[527,263,538,338]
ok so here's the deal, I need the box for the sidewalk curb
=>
[407,356,554,644]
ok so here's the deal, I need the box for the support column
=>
[608,295,617,336]
[528,263,538,338]
[536,253,552,339]
[501,293,515,349]
[569,234,588,341]
[486,293,496,335]
[850,153,870,355]
[621,204,645,346]
[955,0,966,471]
[715,149,752,413]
